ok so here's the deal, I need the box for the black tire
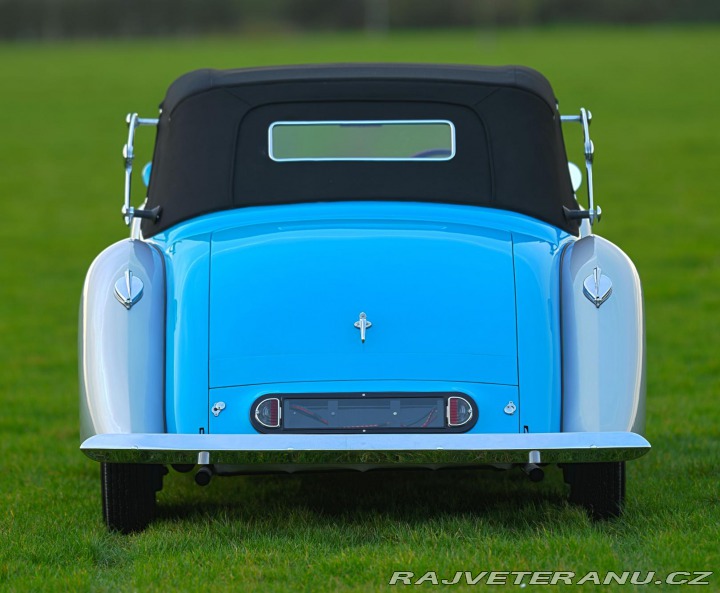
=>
[101,463,164,533]
[563,461,625,520]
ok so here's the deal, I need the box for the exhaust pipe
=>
[195,466,214,486]
[522,450,544,482]
[522,464,545,482]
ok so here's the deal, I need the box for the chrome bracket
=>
[211,402,226,417]
[561,108,601,225]
[122,113,160,229]
[583,266,613,308]
[114,270,144,310]
[354,312,372,343]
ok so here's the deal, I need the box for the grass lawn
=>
[1,26,719,592]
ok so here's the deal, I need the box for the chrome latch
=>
[354,312,372,343]
[211,402,226,417]
[114,270,144,310]
[504,401,517,415]
[583,266,613,308]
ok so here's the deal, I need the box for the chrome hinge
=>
[561,108,601,225]
[122,113,161,229]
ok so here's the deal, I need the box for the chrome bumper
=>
[81,432,650,466]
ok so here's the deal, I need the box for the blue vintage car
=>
[79,65,649,532]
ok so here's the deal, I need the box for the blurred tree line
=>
[1,0,719,40]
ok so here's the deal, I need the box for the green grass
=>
[1,26,719,592]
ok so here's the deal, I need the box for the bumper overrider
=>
[81,432,650,466]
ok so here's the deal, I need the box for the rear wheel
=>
[101,463,164,533]
[564,461,625,520]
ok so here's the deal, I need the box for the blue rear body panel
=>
[151,202,571,436]
[209,222,517,387]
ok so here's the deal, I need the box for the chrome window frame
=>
[268,119,456,162]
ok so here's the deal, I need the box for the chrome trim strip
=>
[81,432,650,465]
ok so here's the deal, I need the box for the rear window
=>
[268,120,455,162]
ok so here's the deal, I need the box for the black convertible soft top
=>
[142,64,580,237]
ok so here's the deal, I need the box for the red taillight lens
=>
[255,397,281,428]
[447,396,473,426]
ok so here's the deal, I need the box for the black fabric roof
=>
[143,64,580,237]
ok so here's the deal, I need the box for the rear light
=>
[447,396,473,426]
[251,393,476,432]
[254,397,281,428]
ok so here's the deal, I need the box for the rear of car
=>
[80,65,649,532]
